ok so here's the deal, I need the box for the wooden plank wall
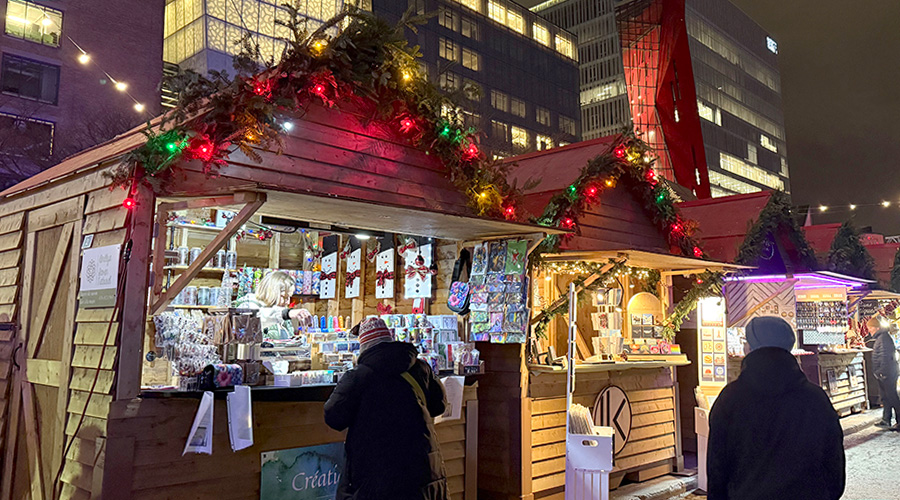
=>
[819,353,867,416]
[522,188,670,254]
[165,104,472,218]
[105,385,477,499]
[476,342,530,500]
[0,166,129,500]
[528,368,679,499]
[0,210,24,475]
[61,185,130,500]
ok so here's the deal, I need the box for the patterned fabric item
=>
[198,363,244,390]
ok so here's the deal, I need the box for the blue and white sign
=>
[260,442,345,500]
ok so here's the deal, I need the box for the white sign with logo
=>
[79,244,120,308]
[592,385,632,454]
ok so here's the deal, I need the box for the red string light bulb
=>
[462,142,480,161]
[584,184,599,198]
[614,145,627,159]
[693,246,703,258]
[503,205,516,219]
[561,217,575,229]
[122,197,137,210]
[399,117,415,134]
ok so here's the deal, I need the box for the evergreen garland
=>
[111,9,520,218]
[827,221,876,280]
[530,131,704,263]
[735,191,819,271]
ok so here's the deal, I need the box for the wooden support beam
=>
[22,382,45,500]
[157,192,256,212]
[150,193,266,315]
[529,261,617,326]
[118,183,155,400]
[27,223,73,357]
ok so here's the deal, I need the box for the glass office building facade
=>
[532,0,790,198]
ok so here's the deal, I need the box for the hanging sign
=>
[592,385,632,455]
[260,442,345,500]
[79,244,120,308]
[319,235,339,299]
[375,236,395,299]
[344,237,362,299]
[404,238,434,299]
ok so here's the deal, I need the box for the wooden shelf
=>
[168,305,228,310]
[163,266,236,274]
[167,223,225,233]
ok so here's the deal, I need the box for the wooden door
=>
[3,197,83,500]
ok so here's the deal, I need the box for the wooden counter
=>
[103,384,478,499]
[800,350,869,416]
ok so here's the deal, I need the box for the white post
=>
[566,282,577,436]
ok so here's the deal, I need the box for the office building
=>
[532,0,790,198]
[0,0,164,188]
[161,0,581,154]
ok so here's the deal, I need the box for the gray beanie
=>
[746,316,795,352]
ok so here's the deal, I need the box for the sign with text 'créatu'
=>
[260,442,344,500]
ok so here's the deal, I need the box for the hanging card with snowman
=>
[319,235,339,299]
[344,237,363,299]
[403,237,434,299]
[375,236,395,299]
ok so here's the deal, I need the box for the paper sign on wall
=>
[79,244,120,308]
[375,236,395,299]
[319,235,339,299]
[404,240,433,299]
[344,237,363,299]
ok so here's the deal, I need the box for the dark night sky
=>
[728,0,900,235]
[520,0,900,235]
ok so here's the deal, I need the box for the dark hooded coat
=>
[707,347,845,500]
[871,329,898,379]
[324,341,448,500]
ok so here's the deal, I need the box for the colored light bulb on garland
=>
[585,185,598,197]
[504,205,516,218]
[693,246,703,258]
[462,142,479,161]
[671,222,683,234]
[646,168,657,184]
[614,145,626,159]
[399,117,415,134]
[122,197,137,210]
[605,178,616,188]
[657,192,666,203]
[561,217,575,229]
[439,125,452,138]
[567,184,577,196]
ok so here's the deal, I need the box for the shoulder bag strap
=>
[451,248,471,283]
[401,371,428,409]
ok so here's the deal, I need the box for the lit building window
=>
[463,110,481,128]
[511,126,528,148]
[488,1,506,24]
[533,23,550,46]
[708,171,761,195]
[555,34,575,59]
[439,71,460,91]
[760,134,778,153]
[510,98,525,118]
[1,53,59,104]
[780,157,790,177]
[536,134,553,150]
[580,81,624,106]
[439,8,456,31]
[559,115,576,136]
[4,0,62,47]
[439,37,459,61]
[697,100,721,126]
[461,17,478,39]
[558,141,571,147]
[536,107,551,126]
[507,9,524,34]
[747,143,757,164]
[491,90,509,112]
[719,153,784,191]
[462,48,479,71]
[452,0,480,13]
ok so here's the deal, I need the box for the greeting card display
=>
[344,237,363,299]
[375,236,395,299]
[468,239,528,343]
[319,235,339,299]
[404,239,434,299]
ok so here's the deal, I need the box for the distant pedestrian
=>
[324,317,449,500]
[708,316,845,500]
[868,316,900,430]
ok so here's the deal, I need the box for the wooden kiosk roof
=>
[539,249,748,273]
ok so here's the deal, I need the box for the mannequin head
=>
[257,271,295,307]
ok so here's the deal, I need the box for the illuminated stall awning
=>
[539,249,748,274]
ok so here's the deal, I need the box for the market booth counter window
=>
[722,272,875,416]
[0,97,556,500]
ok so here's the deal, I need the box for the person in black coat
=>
[708,316,845,500]
[867,316,900,430]
[324,317,448,500]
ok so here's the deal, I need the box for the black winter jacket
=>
[871,329,898,379]
[324,341,448,500]
[707,347,845,500]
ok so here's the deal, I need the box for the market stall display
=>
[723,272,874,415]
